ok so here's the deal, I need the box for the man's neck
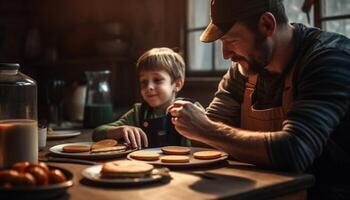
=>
[265,24,295,74]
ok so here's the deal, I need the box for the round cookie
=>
[129,151,160,161]
[91,139,118,150]
[62,145,91,153]
[161,155,190,163]
[101,160,154,178]
[161,146,191,155]
[193,150,222,160]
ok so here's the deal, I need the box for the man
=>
[168,0,350,199]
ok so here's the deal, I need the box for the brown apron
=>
[240,67,295,131]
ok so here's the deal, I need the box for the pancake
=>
[161,146,191,155]
[129,151,160,161]
[91,145,127,153]
[193,150,222,160]
[161,155,190,163]
[62,145,91,153]
[91,139,118,150]
[101,160,154,178]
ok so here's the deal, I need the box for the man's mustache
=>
[231,56,247,63]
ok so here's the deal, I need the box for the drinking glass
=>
[84,70,113,128]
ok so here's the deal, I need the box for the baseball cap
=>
[200,0,281,43]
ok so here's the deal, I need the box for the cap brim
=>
[200,21,225,43]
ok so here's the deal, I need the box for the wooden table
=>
[40,130,314,200]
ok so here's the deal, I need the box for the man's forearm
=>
[199,121,273,167]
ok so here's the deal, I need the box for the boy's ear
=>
[174,79,184,92]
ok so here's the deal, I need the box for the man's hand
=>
[107,125,148,149]
[167,100,212,141]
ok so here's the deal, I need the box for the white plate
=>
[81,165,167,185]
[127,147,228,167]
[47,130,81,139]
[49,142,135,160]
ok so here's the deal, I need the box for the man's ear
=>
[174,79,184,92]
[258,12,276,37]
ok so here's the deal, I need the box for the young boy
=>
[92,47,203,149]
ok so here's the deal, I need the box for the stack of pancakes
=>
[100,160,154,178]
[62,139,126,153]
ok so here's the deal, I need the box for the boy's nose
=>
[146,82,155,90]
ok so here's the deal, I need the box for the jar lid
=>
[0,63,20,70]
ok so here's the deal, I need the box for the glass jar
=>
[0,63,38,168]
[83,70,113,128]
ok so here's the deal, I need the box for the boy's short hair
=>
[136,47,185,82]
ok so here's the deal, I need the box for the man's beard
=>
[235,57,265,76]
[235,36,272,76]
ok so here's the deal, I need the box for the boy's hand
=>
[108,125,148,149]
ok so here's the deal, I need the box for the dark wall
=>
[0,0,31,62]
[0,0,219,121]
[20,0,186,60]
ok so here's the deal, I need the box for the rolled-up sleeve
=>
[206,63,246,127]
[92,105,140,141]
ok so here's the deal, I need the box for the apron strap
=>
[138,102,148,127]
[247,74,258,89]
[282,62,297,114]
[241,75,257,129]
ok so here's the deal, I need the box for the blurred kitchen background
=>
[0,0,349,128]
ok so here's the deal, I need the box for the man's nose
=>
[222,42,234,60]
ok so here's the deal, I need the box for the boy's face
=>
[139,69,182,110]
